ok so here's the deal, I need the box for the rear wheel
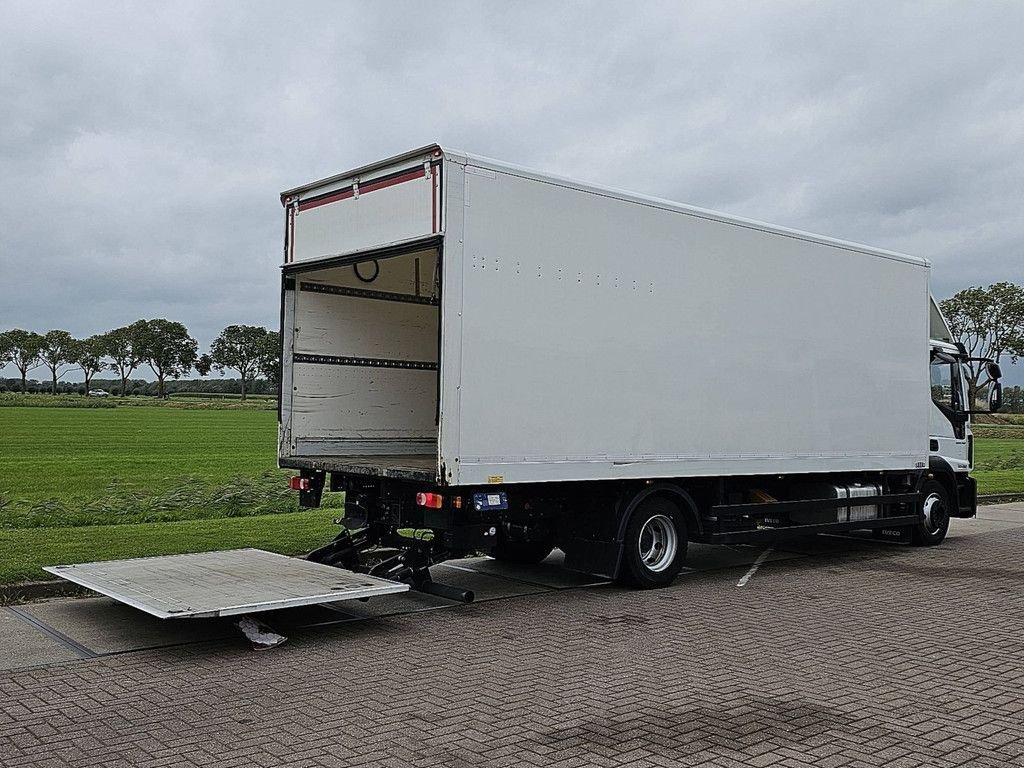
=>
[620,496,688,588]
[911,479,951,546]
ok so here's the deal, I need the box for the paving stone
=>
[2,524,1024,766]
[0,609,81,670]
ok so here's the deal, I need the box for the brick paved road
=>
[2,527,1023,768]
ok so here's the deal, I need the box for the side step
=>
[44,548,409,619]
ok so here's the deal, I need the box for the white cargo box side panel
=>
[451,164,930,484]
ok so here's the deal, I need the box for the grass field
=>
[972,438,1024,495]
[0,510,337,584]
[2,405,1019,504]
[0,402,1020,583]
[0,406,279,501]
[972,414,1024,441]
[0,406,350,529]
[0,404,341,582]
[0,392,276,410]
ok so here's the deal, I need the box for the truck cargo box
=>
[278,145,930,487]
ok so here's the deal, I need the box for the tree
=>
[72,334,107,393]
[2,329,44,392]
[39,330,76,395]
[210,325,269,400]
[259,330,281,389]
[1001,385,1024,413]
[940,282,1024,405]
[0,332,12,368]
[104,322,146,396]
[194,353,213,377]
[136,319,198,398]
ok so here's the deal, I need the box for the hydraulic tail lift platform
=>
[44,548,409,619]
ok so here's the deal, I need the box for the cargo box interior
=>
[281,244,440,472]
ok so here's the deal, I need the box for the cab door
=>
[929,350,970,470]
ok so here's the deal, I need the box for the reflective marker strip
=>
[297,167,428,213]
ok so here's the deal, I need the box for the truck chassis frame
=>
[290,463,973,587]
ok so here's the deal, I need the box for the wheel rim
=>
[922,492,947,535]
[638,514,678,573]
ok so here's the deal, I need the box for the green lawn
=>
[0,510,338,584]
[0,405,345,583]
[0,403,1020,584]
[0,406,279,501]
[972,437,1024,496]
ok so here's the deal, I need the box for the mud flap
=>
[954,474,977,518]
[563,539,620,579]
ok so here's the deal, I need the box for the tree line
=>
[0,321,280,401]
[0,375,278,398]
[1,282,1021,408]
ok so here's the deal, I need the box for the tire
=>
[619,496,688,588]
[492,535,554,564]
[911,479,951,546]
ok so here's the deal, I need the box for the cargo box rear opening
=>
[279,241,441,483]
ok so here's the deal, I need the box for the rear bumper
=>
[280,455,437,484]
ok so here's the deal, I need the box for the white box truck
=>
[279,144,1003,591]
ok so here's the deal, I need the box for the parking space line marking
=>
[736,547,774,588]
[438,563,478,573]
[6,606,99,659]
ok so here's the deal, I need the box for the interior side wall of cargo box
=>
[279,246,441,458]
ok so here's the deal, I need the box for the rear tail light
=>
[415,492,444,509]
[289,476,311,491]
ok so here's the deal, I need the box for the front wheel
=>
[911,479,951,546]
[619,496,688,588]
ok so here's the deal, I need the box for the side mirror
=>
[990,381,1002,413]
[970,379,1003,414]
[987,361,1002,380]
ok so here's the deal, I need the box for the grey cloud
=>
[1,1,1023,383]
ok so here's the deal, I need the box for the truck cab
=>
[927,298,1003,526]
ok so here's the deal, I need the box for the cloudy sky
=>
[1,1,1022,382]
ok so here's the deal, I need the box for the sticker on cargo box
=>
[487,475,504,484]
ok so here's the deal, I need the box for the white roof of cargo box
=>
[281,143,930,269]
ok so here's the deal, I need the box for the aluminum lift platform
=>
[44,548,409,619]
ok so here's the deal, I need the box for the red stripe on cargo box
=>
[297,167,427,213]
[431,165,438,232]
[287,206,295,262]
